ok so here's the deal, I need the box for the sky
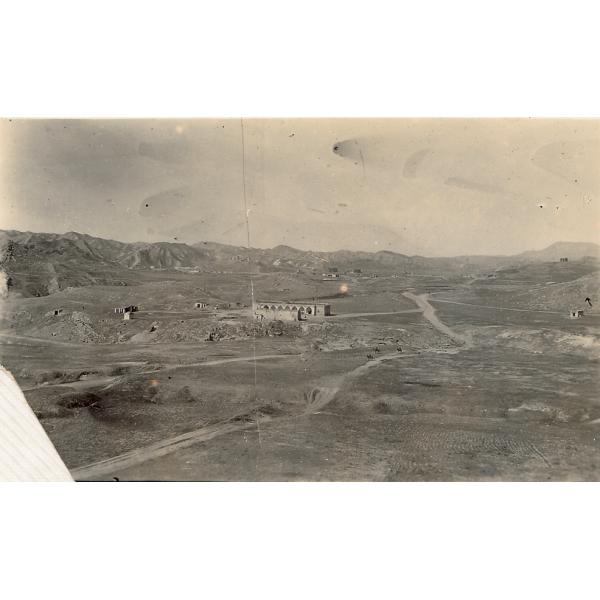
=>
[0,118,598,256]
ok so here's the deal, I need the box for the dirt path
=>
[304,350,419,413]
[0,331,90,348]
[20,376,121,393]
[146,353,301,375]
[429,298,564,315]
[70,419,266,480]
[72,348,419,479]
[329,309,422,319]
[403,292,472,347]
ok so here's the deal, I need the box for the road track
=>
[72,350,420,480]
[403,292,472,347]
[428,298,564,315]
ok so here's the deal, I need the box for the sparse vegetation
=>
[1,230,599,480]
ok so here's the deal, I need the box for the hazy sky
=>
[0,118,598,256]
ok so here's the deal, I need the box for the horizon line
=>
[1,226,599,260]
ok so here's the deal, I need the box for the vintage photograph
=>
[0,118,598,480]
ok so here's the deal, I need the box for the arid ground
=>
[2,243,599,481]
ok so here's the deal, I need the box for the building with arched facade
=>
[252,300,331,321]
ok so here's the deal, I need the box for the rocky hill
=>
[514,271,600,312]
[516,241,600,263]
[1,229,598,297]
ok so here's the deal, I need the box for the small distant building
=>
[322,273,340,280]
[53,309,63,316]
[560,257,569,263]
[253,301,331,321]
[570,309,584,318]
[123,312,132,320]
[114,305,138,314]
[194,302,209,309]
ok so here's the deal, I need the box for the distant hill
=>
[512,271,600,312]
[1,229,598,297]
[516,241,600,262]
[0,231,128,296]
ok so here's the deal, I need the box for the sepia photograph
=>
[2,3,600,600]
[1,117,598,481]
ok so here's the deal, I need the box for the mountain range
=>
[1,229,599,297]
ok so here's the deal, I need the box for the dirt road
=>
[305,349,420,413]
[145,353,300,375]
[329,309,422,319]
[72,348,420,480]
[430,298,564,315]
[403,292,472,347]
[0,331,90,348]
[20,376,121,393]
[70,419,265,480]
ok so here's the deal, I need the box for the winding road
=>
[71,349,421,480]
[403,292,472,347]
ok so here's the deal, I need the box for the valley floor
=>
[1,272,599,481]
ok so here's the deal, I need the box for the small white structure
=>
[194,302,209,309]
[114,305,138,314]
[53,309,63,316]
[570,309,584,318]
[322,273,340,280]
[124,312,132,320]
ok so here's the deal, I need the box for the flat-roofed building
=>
[253,301,331,321]
[114,305,138,314]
